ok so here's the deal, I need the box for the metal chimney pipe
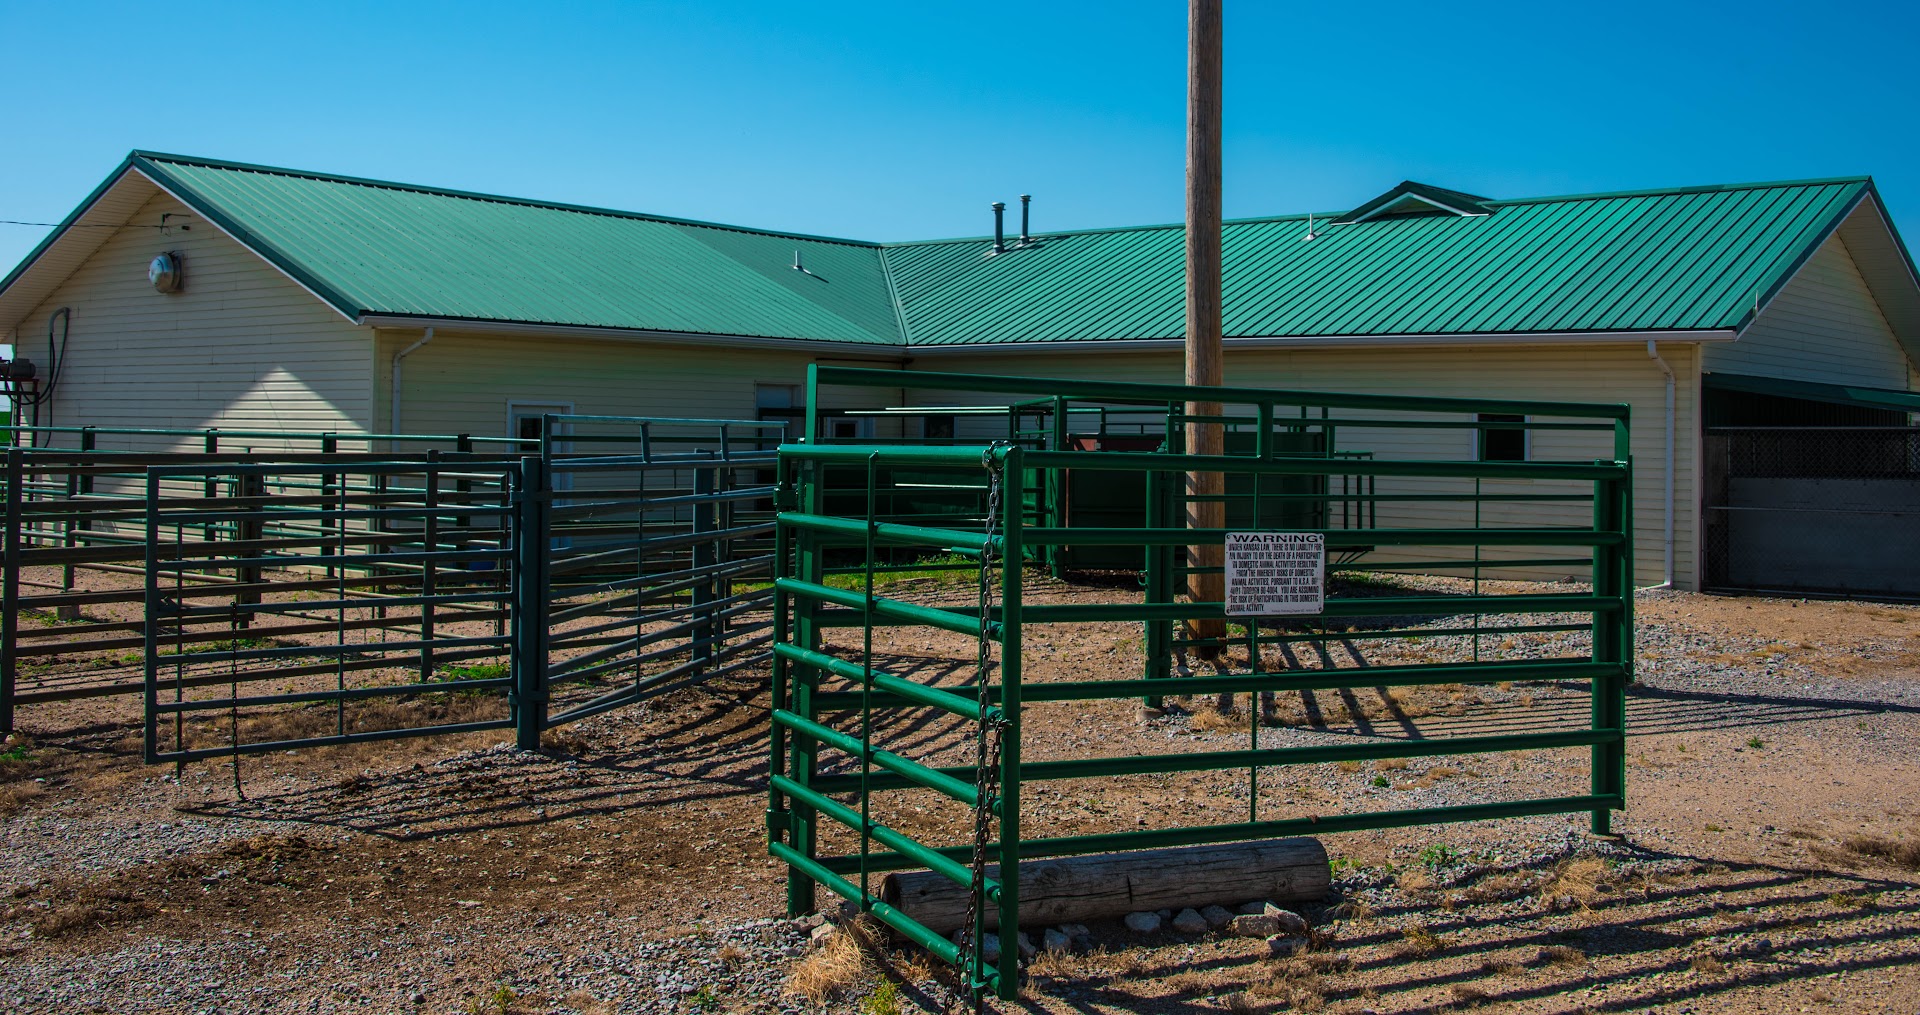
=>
[991,201,1006,253]
[1019,194,1031,244]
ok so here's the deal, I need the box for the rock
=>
[809,924,837,946]
[1261,904,1310,936]
[1238,900,1270,915]
[1043,927,1073,953]
[1156,909,1174,920]
[1017,932,1036,959]
[1266,934,1308,957]
[1229,914,1279,938]
[408,993,425,1006]
[1061,922,1092,946]
[1123,911,1162,934]
[1201,904,1235,930]
[1172,908,1210,935]
[951,929,1001,963]
[1137,705,1165,721]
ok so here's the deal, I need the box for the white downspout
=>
[1645,339,1676,589]
[389,327,435,445]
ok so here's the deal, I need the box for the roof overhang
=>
[357,314,907,358]
[1833,189,1920,362]
[0,157,162,335]
[907,329,1737,356]
[1704,372,1920,414]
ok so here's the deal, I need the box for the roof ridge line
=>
[881,210,1342,248]
[129,150,884,249]
[1489,176,1872,207]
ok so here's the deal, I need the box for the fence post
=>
[421,452,440,682]
[1,450,21,733]
[1590,463,1632,835]
[513,455,550,750]
[785,454,823,917]
[235,472,265,630]
[691,462,718,676]
[1143,466,1173,698]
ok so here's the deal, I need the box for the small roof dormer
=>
[1332,181,1495,224]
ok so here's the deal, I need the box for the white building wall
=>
[10,191,374,452]
[1708,234,1916,390]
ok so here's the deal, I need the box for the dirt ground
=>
[2,576,1918,1014]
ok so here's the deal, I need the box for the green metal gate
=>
[768,366,1633,1001]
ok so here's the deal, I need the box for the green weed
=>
[1418,843,1461,870]
[860,980,903,1015]
[1747,736,1764,749]
[1370,775,1390,788]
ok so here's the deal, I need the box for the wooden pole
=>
[884,837,1329,934]
[1185,0,1226,656]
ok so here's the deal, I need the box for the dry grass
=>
[1480,955,1528,976]
[1690,953,1727,974]
[1373,757,1410,772]
[1397,869,1437,892]
[1162,969,1216,996]
[1190,706,1245,732]
[29,890,156,939]
[1248,959,1326,1011]
[1396,925,1443,956]
[1222,991,1265,1015]
[1327,899,1373,921]
[1842,829,1920,869]
[1335,760,1362,774]
[0,781,45,815]
[1462,872,1532,904]
[1451,983,1490,1007]
[786,917,882,1003]
[1539,856,1613,908]
[1537,945,1586,967]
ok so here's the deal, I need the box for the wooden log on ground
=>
[882,837,1329,934]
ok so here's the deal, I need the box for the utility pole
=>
[1185,0,1226,654]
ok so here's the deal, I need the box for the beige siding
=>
[12,191,373,451]
[1706,234,1916,389]
[906,342,1699,589]
[377,328,904,440]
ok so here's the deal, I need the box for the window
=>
[1477,413,1527,462]
[508,402,573,451]
[924,414,956,440]
[827,417,872,440]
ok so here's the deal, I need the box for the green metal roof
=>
[2,153,1908,352]
[884,178,1877,345]
[136,153,902,345]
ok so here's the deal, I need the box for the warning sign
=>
[1225,532,1325,616]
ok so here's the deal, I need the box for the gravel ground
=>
[3,581,1918,1014]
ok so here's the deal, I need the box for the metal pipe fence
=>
[768,366,1633,1001]
[0,418,785,753]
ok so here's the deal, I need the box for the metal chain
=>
[960,445,1009,1009]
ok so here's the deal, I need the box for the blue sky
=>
[1,0,1917,277]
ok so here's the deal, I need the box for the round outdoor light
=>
[148,251,183,293]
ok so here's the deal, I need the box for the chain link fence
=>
[1705,427,1920,597]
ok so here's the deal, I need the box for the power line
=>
[0,220,174,229]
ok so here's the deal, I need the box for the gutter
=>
[907,329,1739,356]
[390,327,434,443]
[357,315,908,358]
[1644,340,1677,590]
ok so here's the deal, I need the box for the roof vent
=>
[990,202,1007,254]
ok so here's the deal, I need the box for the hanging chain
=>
[960,445,1010,1008]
